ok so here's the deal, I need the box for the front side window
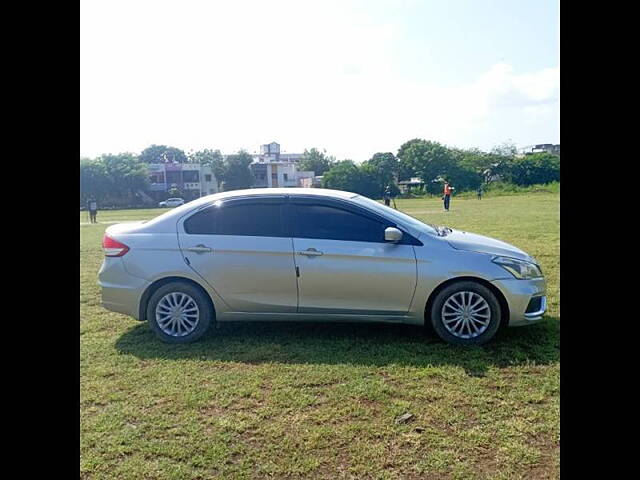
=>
[184,200,285,237]
[351,194,437,235]
[293,203,389,242]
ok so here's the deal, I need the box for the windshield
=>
[350,195,439,235]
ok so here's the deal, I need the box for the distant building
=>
[255,142,305,163]
[521,144,560,156]
[250,142,313,188]
[397,177,425,194]
[147,162,218,201]
[251,161,298,188]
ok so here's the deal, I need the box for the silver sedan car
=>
[98,188,546,345]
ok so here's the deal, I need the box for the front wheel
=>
[146,282,213,343]
[430,281,501,345]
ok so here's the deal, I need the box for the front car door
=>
[290,197,418,316]
[177,196,298,313]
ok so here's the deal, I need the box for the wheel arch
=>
[138,276,216,321]
[424,276,510,329]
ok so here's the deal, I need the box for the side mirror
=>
[384,227,403,243]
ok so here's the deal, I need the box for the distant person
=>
[442,181,454,211]
[383,186,391,206]
[477,185,483,200]
[87,197,98,223]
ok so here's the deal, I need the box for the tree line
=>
[320,139,560,198]
[80,141,559,206]
[80,146,256,206]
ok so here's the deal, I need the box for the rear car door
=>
[290,197,418,315]
[177,196,298,313]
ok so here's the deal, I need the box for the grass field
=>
[80,192,559,480]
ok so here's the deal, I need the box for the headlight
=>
[492,256,543,279]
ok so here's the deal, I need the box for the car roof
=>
[214,188,355,200]
[193,188,356,205]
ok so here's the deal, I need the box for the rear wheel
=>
[146,281,213,343]
[430,281,501,345]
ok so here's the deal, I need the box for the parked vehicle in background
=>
[159,198,185,208]
[99,188,546,346]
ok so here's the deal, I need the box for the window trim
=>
[179,194,422,245]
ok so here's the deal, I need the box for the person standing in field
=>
[443,181,454,211]
[477,185,483,200]
[87,197,98,223]
[383,186,391,206]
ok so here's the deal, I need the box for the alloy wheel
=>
[441,291,491,339]
[155,292,200,337]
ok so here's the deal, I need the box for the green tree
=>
[221,151,254,191]
[80,157,111,204]
[446,148,485,191]
[299,148,334,176]
[321,160,362,192]
[188,149,224,186]
[396,139,424,181]
[490,140,518,157]
[320,160,383,198]
[455,148,491,175]
[359,162,391,198]
[443,163,483,192]
[361,152,400,197]
[509,153,560,186]
[397,139,456,194]
[100,153,149,201]
[140,144,188,164]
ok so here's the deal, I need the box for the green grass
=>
[80,208,171,224]
[80,192,559,480]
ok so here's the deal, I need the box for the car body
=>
[98,188,546,345]
[158,197,185,208]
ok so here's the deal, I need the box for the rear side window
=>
[292,203,388,242]
[184,206,217,234]
[184,200,286,237]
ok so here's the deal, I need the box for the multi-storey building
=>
[147,162,218,201]
[256,142,304,164]
[250,142,315,188]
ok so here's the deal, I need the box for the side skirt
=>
[216,311,423,325]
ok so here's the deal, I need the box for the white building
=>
[250,142,313,188]
[519,144,560,156]
[255,142,304,164]
[147,162,218,200]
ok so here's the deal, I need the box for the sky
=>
[80,0,559,161]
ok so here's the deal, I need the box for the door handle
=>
[187,244,213,254]
[297,248,323,257]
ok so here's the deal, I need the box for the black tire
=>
[429,281,501,346]
[146,281,213,343]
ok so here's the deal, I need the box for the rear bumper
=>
[97,258,150,320]
[491,277,547,326]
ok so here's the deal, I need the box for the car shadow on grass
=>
[115,317,559,376]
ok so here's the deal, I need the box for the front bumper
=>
[97,257,150,320]
[491,277,547,326]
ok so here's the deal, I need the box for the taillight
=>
[102,235,130,257]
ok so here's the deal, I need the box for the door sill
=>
[217,311,411,324]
